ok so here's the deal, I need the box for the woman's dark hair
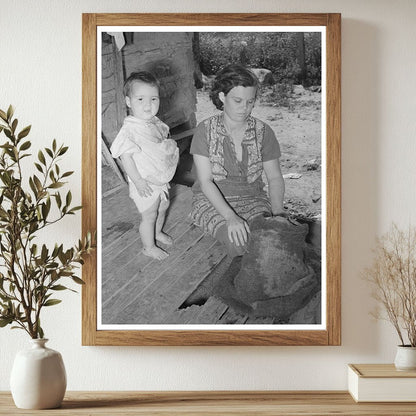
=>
[210,64,259,110]
[123,71,160,97]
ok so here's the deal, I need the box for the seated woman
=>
[190,64,286,257]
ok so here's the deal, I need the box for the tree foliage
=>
[0,105,94,339]
[199,32,322,86]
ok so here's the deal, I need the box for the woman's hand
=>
[134,178,153,197]
[225,212,250,247]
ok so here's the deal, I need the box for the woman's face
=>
[219,86,257,123]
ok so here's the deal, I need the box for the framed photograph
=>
[82,13,341,346]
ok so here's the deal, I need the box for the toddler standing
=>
[110,71,179,260]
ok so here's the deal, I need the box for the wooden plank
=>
[182,297,229,324]
[95,13,331,26]
[101,184,192,256]
[164,242,225,305]
[81,12,98,346]
[108,234,219,324]
[101,186,138,248]
[167,304,201,324]
[101,135,125,184]
[102,225,205,323]
[326,12,342,347]
[116,238,224,324]
[101,184,193,296]
[245,316,276,325]
[101,207,195,302]
[3,390,416,415]
[217,307,248,325]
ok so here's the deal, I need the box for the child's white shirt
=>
[110,115,179,212]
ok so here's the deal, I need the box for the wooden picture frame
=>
[82,13,341,346]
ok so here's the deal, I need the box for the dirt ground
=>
[195,86,322,221]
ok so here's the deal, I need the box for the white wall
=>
[1,0,416,391]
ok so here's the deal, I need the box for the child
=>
[110,71,179,260]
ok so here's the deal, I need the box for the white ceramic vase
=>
[394,345,416,371]
[10,338,67,409]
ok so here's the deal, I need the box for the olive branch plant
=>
[362,223,416,347]
[0,105,94,339]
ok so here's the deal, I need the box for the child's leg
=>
[155,197,172,245]
[140,198,169,260]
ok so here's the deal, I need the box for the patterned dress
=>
[190,113,281,237]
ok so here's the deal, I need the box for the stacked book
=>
[348,364,416,402]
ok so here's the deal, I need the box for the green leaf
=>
[50,285,68,291]
[4,128,12,140]
[38,150,46,165]
[69,206,82,214]
[59,271,73,277]
[31,244,38,256]
[41,244,48,262]
[33,175,42,192]
[0,109,7,121]
[58,250,67,264]
[58,146,68,156]
[41,202,50,220]
[19,140,31,151]
[65,191,72,207]
[71,276,85,285]
[48,182,64,189]
[0,317,13,327]
[61,171,74,178]
[43,299,62,307]
[52,139,57,152]
[18,125,31,140]
[34,163,43,173]
[6,105,14,121]
[55,193,62,208]
[45,148,53,158]
[29,177,38,197]
[11,118,18,133]
[38,325,44,339]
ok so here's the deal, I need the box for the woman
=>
[190,64,286,257]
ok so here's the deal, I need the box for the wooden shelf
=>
[2,391,416,415]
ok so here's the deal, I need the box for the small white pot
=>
[394,345,416,371]
[10,339,67,409]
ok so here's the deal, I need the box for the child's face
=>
[126,81,160,120]
[219,86,257,123]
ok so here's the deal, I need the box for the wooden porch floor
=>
[101,183,268,325]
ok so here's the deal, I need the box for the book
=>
[348,364,416,402]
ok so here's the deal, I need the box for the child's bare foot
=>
[142,246,169,260]
[156,232,173,245]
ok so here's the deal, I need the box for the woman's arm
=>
[119,153,153,198]
[193,154,249,246]
[263,158,286,215]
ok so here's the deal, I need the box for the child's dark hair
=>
[123,71,160,97]
[210,64,259,110]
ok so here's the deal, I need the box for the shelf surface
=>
[2,391,416,415]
